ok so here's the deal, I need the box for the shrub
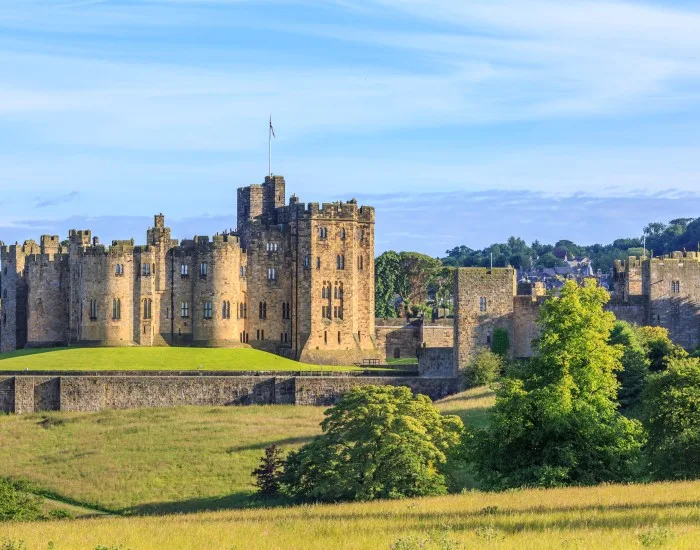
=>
[48,508,74,520]
[0,478,43,522]
[643,357,700,480]
[251,444,285,497]
[283,385,463,502]
[461,348,502,387]
[491,328,510,357]
[466,280,644,489]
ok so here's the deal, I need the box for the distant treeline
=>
[442,217,700,272]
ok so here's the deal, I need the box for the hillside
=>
[0,347,390,372]
[0,388,493,514]
[3,480,699,549]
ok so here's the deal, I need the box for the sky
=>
[1,0,700,256]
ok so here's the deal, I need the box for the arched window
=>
[89,299,97,320]
[223,301,231,319]
[200,262,208,278]
[340,227,346,240]
[181,264,189,276]
[204,301,213,319]
[336,255,345,270]
[143,299,152,320]
[112,298,121,320]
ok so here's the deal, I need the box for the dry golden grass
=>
[3,481,699,549]
[0,388,492,514]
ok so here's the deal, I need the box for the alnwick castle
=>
[0,176,378,365]
[1,174,699,371]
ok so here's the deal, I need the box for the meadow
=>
[0,387,494,514]
[2,481,699,549]
[0,347,397,372]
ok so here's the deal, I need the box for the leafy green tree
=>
[609,321,650,412]
[0,479,43,522]
[282,386,463,502]
[466,280,644,489]
[643,357,700,480]
[398,252,442,307]
[251,444,285,497]
[461,348,502,388]
[375,251,401,317]
[635,326,687,372]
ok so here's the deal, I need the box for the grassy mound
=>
[0,347,386,372]
[2,481,699,549]
[0,388,494,514]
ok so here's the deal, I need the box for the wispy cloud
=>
[34,191,80,208]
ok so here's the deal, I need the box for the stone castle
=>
[0,175,381,365]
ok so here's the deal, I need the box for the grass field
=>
[2,481,699,549]
[0,347,391,372]
[0,388,494,515]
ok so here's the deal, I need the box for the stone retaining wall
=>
[0,373,459,413]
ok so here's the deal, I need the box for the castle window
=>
[143,299,152,320]
[141,263,151,277]
[259,301,267,320]
[336,255,345,270]
[268,267,277,281]
[359,229,365,242]
[282,302,291,320]
[181,301,189,318]
[222,301,231,319]
[324,331,328,345]
[670,280,680,293]
[181,264,189,277]
[358,331,361,342]
[340,227,346,240]
[304,255,310,269]
[200,262,208,278]
[266,242,278,252]
[204,301,213,319]
[318,227,328,240]
[115,264,124,276]
[479,297,487,312]
[89,300,98,321]
[239,302,247,319]
[316,257,321,269]
[358,256,364,270]
[338,331,341,344]
[112,298,121,320]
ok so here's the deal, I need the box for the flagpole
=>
[268,115,272,177]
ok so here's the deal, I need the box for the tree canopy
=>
[282,385,464,502]
[466,280,644,489]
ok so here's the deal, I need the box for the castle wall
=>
[454,268,516,371]
[375,319,421,360]
[0,373,458,413]
[1,242,37,352]
[418,347,455,377]
[512,295,543,358]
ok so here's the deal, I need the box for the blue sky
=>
[2,0,700,255]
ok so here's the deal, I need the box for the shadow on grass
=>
[123,492,295,516]
[227,435,317,453]
[0,347,67,361]
[438,406,493,428]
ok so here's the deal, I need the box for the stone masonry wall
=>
[0,373,459,414]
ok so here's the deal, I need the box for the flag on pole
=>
[269,116,276,139]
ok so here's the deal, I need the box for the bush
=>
[0,479,43,522]
[251,445,285,497]
[48,508,74,520]
[491,328,510,357]
[461,348,502,387]
[283,385,463,502]
[643,357,700,480]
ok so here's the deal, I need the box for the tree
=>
[635,326,687,372]
[251,445,285,497]
[375,251,401,317]
[0,479,43,522]
[643,357,700,480]
[461,348,502,387]
[609,321,650,412]
[466,280,644,489]
[398,252,442,307]
[283,386,463,502]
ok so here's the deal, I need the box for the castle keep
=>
[0,176,380,365]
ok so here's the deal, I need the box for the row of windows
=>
[317,227,366,242]
[321,305,344,319]
[91,299,290,321]
[321,282,344,300]
[265,242,279,252]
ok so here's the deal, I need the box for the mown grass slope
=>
[0,388,493,514]
[3,481,699,549]
[0,347,390,371]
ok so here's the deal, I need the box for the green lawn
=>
[0,347,389,372]
[0,388,493,514]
